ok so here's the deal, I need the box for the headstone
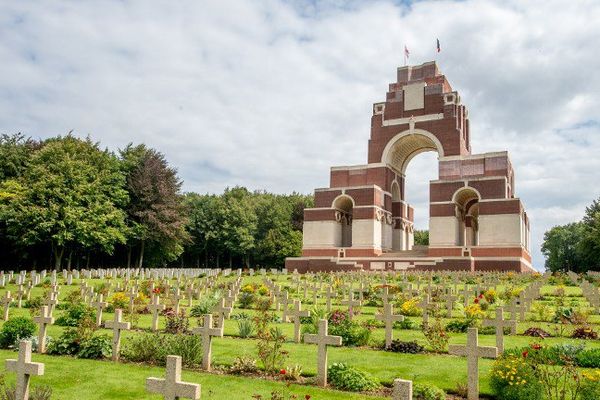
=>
[289,300,310,343]
[449,328,498,400]
[146,355,200,400]
[5,341,44,400]
[105,309,131,361]
[192,314,223,371]
[376,303,404,348]
[149,295,166,332]
[33,306,54,354]
[304,319,342,386]
[2,291,12,321]
[482,307,516,352]
[91,294,108,327]
[392,379,412,400]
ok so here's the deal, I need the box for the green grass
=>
[0,350,384,399]
[0,276,598,399]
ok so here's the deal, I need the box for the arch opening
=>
[332,195,353,248]
[453,187,481,247]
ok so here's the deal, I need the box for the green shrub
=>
[190,293,220,317]
[413,383,446,400]
[489,355,543,400]
[77,335,112,359]
[0,317,36,349]
[576,348,600,368]
[123,333,203,367]
[237,319,254,338]
[327,363,380,392]
[237,292,255,309]
[47,328,80,355]
[0,382,52,400]
[55,303,95,327]
[394,318,417,330]
[445,318,476,333]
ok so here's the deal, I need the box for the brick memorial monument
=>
[286,61,533,273]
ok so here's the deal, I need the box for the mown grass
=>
[0,276,598,398]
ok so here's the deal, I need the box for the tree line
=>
[541,197,600,272]
[0,133,312,270]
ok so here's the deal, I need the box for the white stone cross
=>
[280,291,291,322]
[304,319,342,386]
[105,309,131,361]
[45,292,58,315]
[6,340,45,400]
[33,306,54,354]
[16,285,24,308]
[2,291,12,321]
[418,294,431,326]
[443,292,459,317]
[288,300,310,343]
[449,328,498,400]
[376,303,404,348]
[172,288,184,314]
[91,294,108,327]
[149,295,166,331]
[482,307,516,353]
[146,355,200,400]
[193,314,223,371]
[213,298,232,327]
[324,287,334,313]
[340,291,361,320]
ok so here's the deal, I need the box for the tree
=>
[414,230,429,246]
[541,223,586,272]
[220,187,257,268]
[183,193,224,267]
[120,144,188,267]
[0,136,128,269]
[0,133,41,182]
[578,198,600,271]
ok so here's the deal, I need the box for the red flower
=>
[474,298,479,304]
[280,369,287,375]
[531,343,542,350]
[522,350,529,358]
[305,396,311,400]
[478,294,484,299]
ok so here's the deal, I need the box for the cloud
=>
[0,0,598,270]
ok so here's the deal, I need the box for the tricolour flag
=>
[404,45,410,59]
[436,38,441,53]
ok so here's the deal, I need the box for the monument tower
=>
[286,61,533,272]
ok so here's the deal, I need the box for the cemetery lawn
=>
[0,349,386,400]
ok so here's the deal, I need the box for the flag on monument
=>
[404,45,410,59]
[436,38,441,53]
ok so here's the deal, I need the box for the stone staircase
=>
[380,245,429,258]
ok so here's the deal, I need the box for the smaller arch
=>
[452,186,481,206]
[332,194,355,211]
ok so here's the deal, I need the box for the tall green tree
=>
[220,187,257,268]
[183,193,224,267]
[0,136,128,269]
[0,133,41,181]
[541,223,586,272]
[578,198,600,270]
[120,144,188,267]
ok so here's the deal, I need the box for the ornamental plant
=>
[399,298,421,316]
[422,318,449,353]
[580,370,600,400]
[327,363,380,392]
[490,354,542,400]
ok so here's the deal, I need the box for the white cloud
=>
[1,0,599,270]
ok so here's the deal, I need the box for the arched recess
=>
[381,129,444,251]
[332,195,354,248]
[452,187,481,247]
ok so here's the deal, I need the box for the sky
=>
[1,0,599,270]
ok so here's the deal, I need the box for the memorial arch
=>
[287,61,533,273]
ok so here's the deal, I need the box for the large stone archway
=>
[287,61,533,273]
